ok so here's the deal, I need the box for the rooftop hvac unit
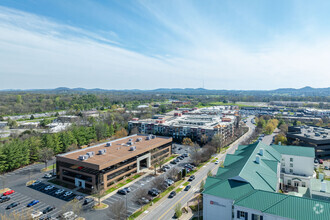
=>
[129,138,132,141]
[146,136,150,140]
[321,181,327,192]
[259,148,264,156]
[86,151,95,158]
[106,142,112,147]
[130,146,136,151]
[127,141,133,145]
[79,155,88,161]
[136,137,142,142]
[255,155,260,164]
[99,149,106,155]
[151,135,156,139]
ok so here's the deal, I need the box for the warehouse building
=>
[56,134,172,191]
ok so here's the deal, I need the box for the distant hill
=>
[1,86,329,97]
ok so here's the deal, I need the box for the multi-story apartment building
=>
[56,134,172,192]
[128,106,238,143]
[202,142,329,220]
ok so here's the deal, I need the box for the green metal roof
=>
[235,190,287,211]
[264,195,330,220]
[235,190,330,220]
[272,145,315,158]
[203,177,255,200]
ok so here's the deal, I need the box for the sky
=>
[0,0,330,90]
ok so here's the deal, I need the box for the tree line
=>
[0,118,129,173]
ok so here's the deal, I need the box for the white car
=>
[31,211,42,219]
[64,191,73,197]
[215,160,219,165]
[32,180,41,186]
[44,185,55,191]
[55,189,65,195]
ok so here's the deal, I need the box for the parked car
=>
[32,180,41,186]
[27,200,39,207]
[43,206,56,214]
[55,189,65,195]
[63,191,73,197]
[188,175,195,181]
[168,191,176,198]
[325,166,329,170]
[139,197,149,204]
[124,187,131,193]
[319,159,324,164]
[39,215,52,220]
[170,160,177,165]
[0,196,11,203]
[43,173,52,179]
[117,189,127,195]
[75,195,85,201]
[184,185,191,191]
[44,185,55,191]
[163,165,171,169]
[83,198,94,205]
[165,179,174,185]
[215,160,219,164]
[148,188,160,197]
[6,202,20,209]
[31,211,43,219]
[3,190,15,196]
[175,159,180,163]
[314,159,319,163]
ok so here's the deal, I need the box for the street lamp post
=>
[126,193,128,220]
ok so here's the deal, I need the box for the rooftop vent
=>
[259,148,264,156]
[79,155,88,161]
[151,135,156,139]
[106,142,112,147]
[86,152,95,158]
[99,149,106,155]
[130,146,136,151]
[136,137,142,142]
[255,155,260,164]
[129,138,132,141]
[146,136,151,140]
[127,141,133,146]
[321,181,327,192]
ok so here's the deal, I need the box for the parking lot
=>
[28,182,77,202]
[0,190,61,219]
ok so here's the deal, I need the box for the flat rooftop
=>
[57,134,172,169]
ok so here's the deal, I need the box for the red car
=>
[319,159,324,164]
[3,190,15,196]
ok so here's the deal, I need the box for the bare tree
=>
[108,199,126,220]
[130,126,139,135]
[190,151,202,166]
[167,167,179,181]
[38,148,54,168]
[133,188,148,205]
[151,176,166,191]
[211,133,223,153]
[200,134,208,146]
[59,200,82,219]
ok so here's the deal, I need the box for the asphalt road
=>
[142,116,256,220]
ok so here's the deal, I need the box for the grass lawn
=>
[183,182,190,186]
[93,202,108,210]
[41,164,56,172]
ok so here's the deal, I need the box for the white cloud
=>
[0,5,329,90]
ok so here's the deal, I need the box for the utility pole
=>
[126,193,128,220]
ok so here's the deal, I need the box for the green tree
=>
[182,137,194,146]
[30,115,35,120]
[16,95,22,104]
[274,134,287,145]
[200,180,205,192]
[175,203,182,218]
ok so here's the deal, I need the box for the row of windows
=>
[237,211,263,220]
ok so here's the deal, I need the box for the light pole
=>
[126,193,128,220]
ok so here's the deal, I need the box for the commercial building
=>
[128,106,238,143]
[56,134,172,191]
[287,126,330,158]
[202,142,329,220]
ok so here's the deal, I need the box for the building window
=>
[281,168,285,172]
[252,214,263,220]
[237,211,247,219]
[302,182,306,187]
[290,158,293,162]
[290,163,293,167]
[288,180,291,186]
[290,169,293,173]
